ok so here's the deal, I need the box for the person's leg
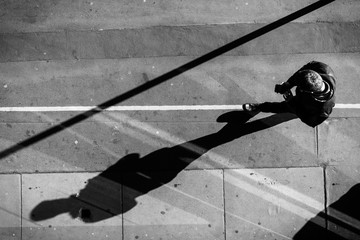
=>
[243,97,297,114]
[258,101,293,113]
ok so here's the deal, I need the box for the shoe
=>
[242,103,260,112]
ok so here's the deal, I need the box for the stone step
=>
[0,0,358,33]
[1,22,360,63]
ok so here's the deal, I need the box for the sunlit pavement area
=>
[1,0,360,239]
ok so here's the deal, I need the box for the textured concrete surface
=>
[1,0,360,239]
[22,173,122,240]
[1,53,360,113]
[318,118,360,166]
[225,168,324,240]
[123,170,224,240]
[1,0,360,33]
[0,174,21,240]
[2,23,360,62]
[325,166,360,240]
[0,115,317,173]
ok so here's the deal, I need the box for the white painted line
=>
[0,105,244,112]
[334,104,360,109]
[0,104,358,112]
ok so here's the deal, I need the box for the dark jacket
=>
[286,61,336,127]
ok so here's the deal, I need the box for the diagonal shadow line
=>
[0,0,335,159]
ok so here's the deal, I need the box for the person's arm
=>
[274,73,298,94]
[275,61,333,94]
[274,62,311,94]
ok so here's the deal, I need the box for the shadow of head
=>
[30,153,141,223]
[30,197,77,222]
[29,194,126,223]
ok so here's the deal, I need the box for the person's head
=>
[297,70,325,93]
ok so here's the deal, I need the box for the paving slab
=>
[64,22,360,60]
[213,114,317,168]
[325,166,360,240]
[0,0,356,33]
[122,169,224,240]
[318,118,360,166]
[0,174,21,240]
[2,22,360,62]
[224,168,324,240]
[0,56,240,108]
[22,172,122,240]
[0,32,68,62]
[0,112,317,173]
[0,119,144,173]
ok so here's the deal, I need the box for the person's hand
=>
[283,90,293,101]
[274,82,290,94]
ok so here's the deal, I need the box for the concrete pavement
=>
[1,0,360,239]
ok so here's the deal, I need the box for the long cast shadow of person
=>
[30,111,297,223]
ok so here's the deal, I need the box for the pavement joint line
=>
[0,21,345,35]
[222,169,227,240]
[2,51,359,64]
[20,174,23,239]
[0,103,358,112]
[315,125,319,158]
[323,166,329,230]
[0,166,324,175]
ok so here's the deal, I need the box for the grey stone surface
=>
[22,173,122,240]
[0,174,21,240]
[0,32,68,62]
[0,114,317,173]
[0,120,166,173]
[325,166,360,240]
[1,53,358,116]
[1,22,360,62]
[122,169,224,240]
[0,0,359,238]
[224,168,324,240]
[318,118,360,166]
[0,0,358,33]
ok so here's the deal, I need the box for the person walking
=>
[243,61,336,127]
